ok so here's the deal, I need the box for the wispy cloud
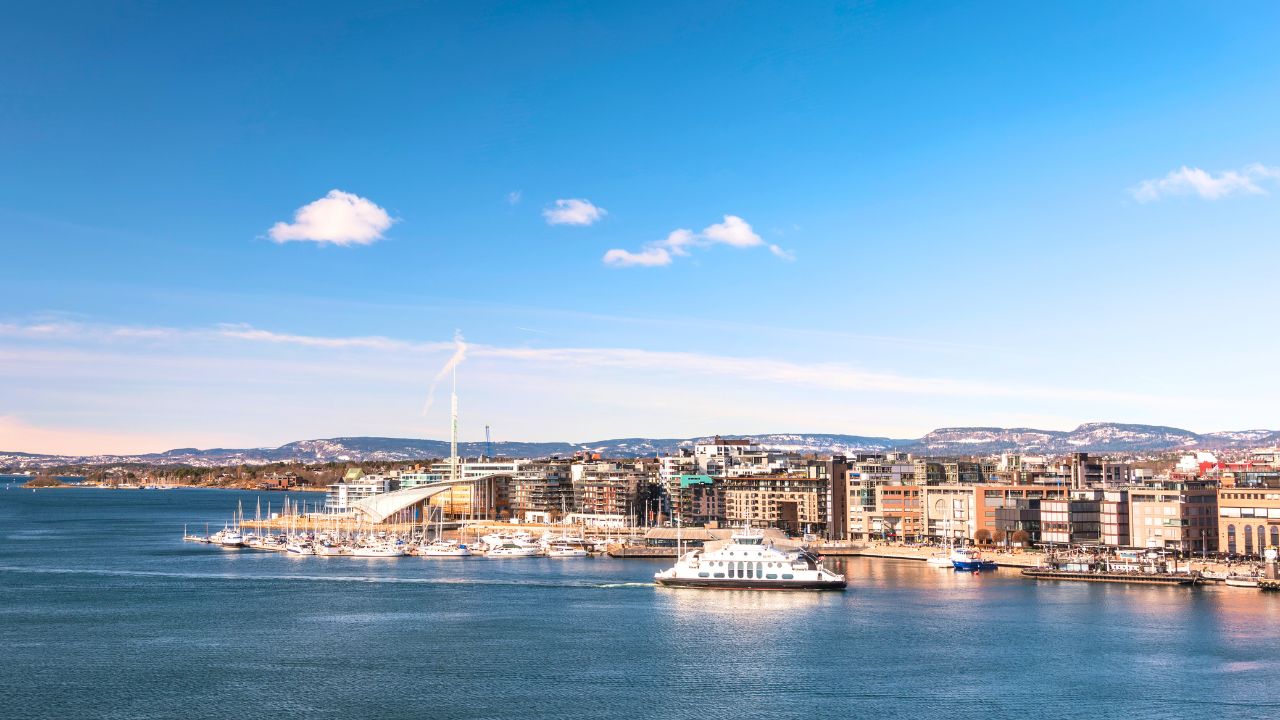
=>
[543,198,606,226]
[0,318,1167,406]
[214,324,433,352]
[1130,164,1280,203]
[0,318,1218,453]
[768,244,796,261]
[602,246,672,267]
[506,190,522,205]
[268,190,395,245]
[603,215,793,268]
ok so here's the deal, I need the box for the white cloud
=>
[602,246,672,267]
[603,215,787,269]
[701,215,763,248]
[1130,164,1280,203]
[506,190,522,205]
[543,198,606,226]
[268,190,395,245]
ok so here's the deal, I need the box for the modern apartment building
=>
[723,474,828,535]
[1128,480,1218,553]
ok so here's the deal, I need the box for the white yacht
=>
[314,541,348,556]
[212,527,244,548]
[285,540,314,555]
[417,540,472,557]
[654,529,846,590]
[486,543,540,558]
[350,542,407,558]
[545,543,589,558]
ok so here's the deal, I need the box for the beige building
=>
[1217,487,1280,556]
[921,484,977,540]
[723,475,826,535]
[1128,481,1217,553]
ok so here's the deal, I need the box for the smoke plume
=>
[421,330,468,415]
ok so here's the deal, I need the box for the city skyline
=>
[4,2,1280,454]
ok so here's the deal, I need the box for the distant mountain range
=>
[4,422,1279,470]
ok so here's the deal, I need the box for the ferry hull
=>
[654,577,846,591]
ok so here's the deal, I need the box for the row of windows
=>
[696,570,796,580]
[1225,524,1280,554]
[1221,507,1280,519]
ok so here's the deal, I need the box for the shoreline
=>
[835,541,1253,576]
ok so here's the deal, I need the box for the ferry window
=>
[728,563,735,578]
[746,563,754,579]
[756,562,763,577]
[782,574,794,580]
[766,574,778,579]
[714,573,725,578]
[698,572,710,578]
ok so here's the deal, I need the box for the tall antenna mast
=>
[485,424,493,459]
[450,364,459,486]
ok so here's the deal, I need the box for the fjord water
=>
[3,489,1280,720]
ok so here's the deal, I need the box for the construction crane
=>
[485,424,493,459]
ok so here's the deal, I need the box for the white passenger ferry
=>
[654,529,846,590]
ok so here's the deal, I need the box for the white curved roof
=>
[350,474,508,524]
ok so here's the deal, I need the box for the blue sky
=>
[3,1,1280,454]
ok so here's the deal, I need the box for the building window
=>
[1228,524,1237,555]
[1245,526,1255,555]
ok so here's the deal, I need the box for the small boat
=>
[926,554,953,568]
[486,543,540,558]
[1224,575,1260,588]
[545,543,589,558]
[313,541,348,556]
[350,543,407,558]
[286,541,314,555]
[212,528,244,548]
[654,528,846,590]
[950,548,997,571]
[417,540,472,557]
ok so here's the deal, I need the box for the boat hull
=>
[952,561,998,571]
[654,577,846,591]
[1224,577,1259,588]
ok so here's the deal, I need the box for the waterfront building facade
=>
[1127,480,1218,553]
[1217,487,1280,557]
[324,473,394,513]
[572,461,645,518]
[671,474,724,527]
[723,474,827,535]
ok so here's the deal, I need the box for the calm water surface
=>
[3,488,1280,719]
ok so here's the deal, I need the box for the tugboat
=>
[654,528,846,590]
[950,547,998,571]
